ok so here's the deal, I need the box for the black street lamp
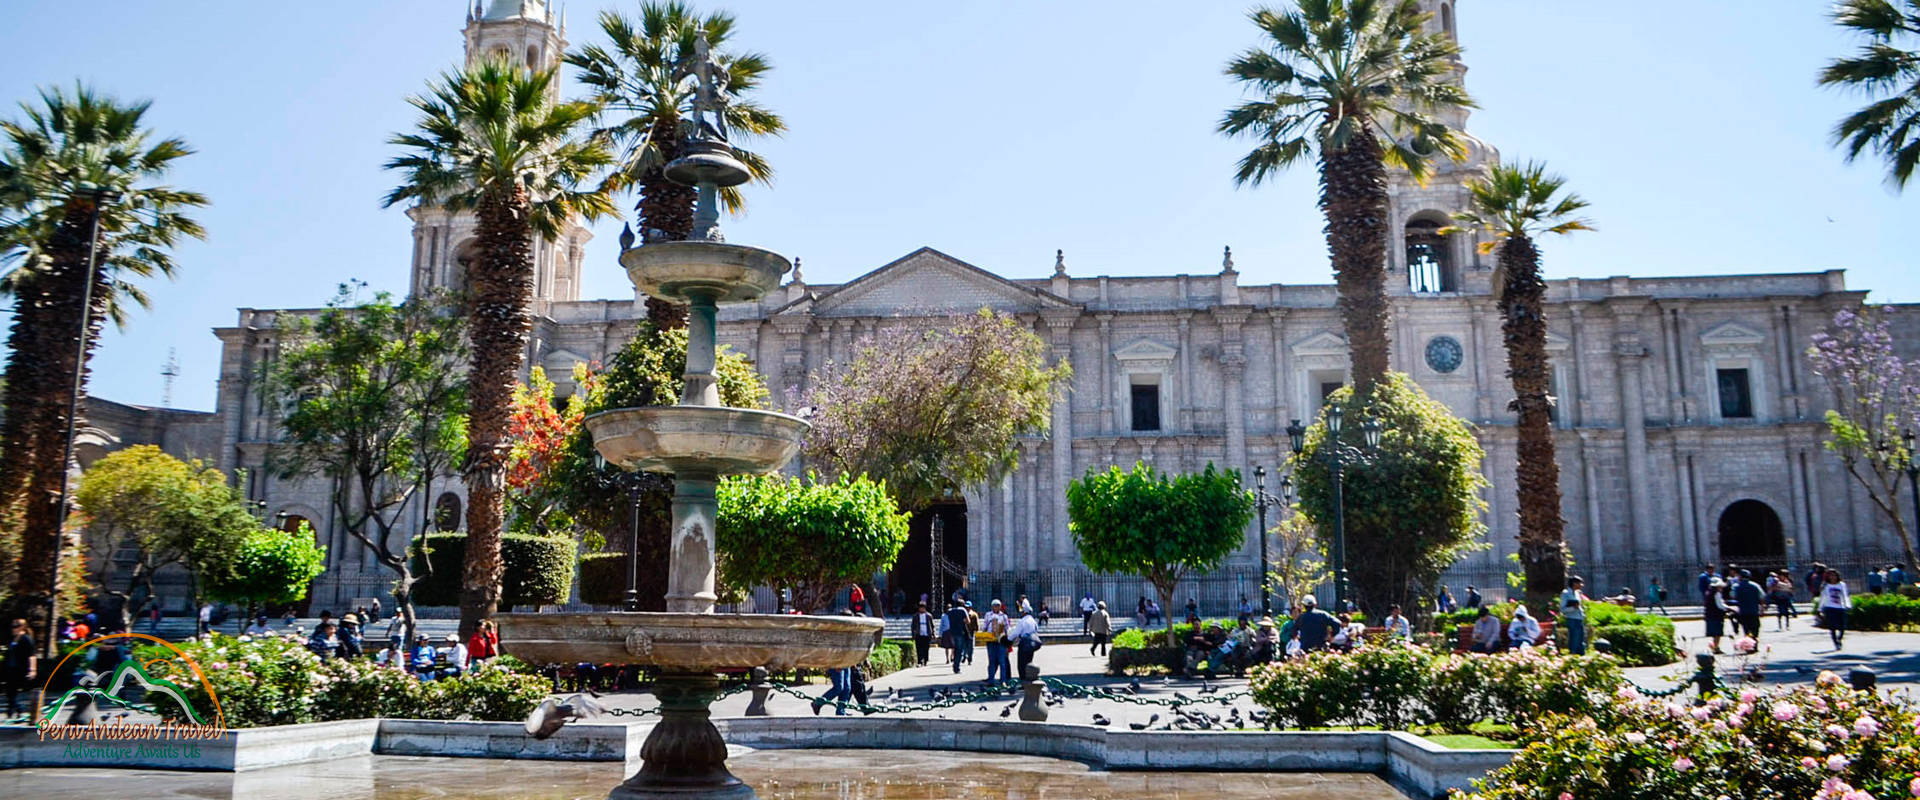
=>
[1905,430,1920,560]
[1250,465,1292,616]
[1286,408,1382,613]
[46,183,119,661]
[595,452,646,612]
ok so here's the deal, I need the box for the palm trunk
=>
[1318,128,1392,396]
[639,116,693,331]
[458,185,536,640]
[1499,235,1567,614]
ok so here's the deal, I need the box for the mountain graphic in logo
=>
[45,659,206,725]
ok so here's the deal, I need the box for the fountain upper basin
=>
[620,240,789,304]
[494,612,884,671]
[584,406,808,477]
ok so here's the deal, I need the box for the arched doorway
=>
[1718,499,1785,567]
[887,498,967,617]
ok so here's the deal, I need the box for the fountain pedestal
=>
[611,673,753,800]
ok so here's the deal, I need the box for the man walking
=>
[1012,607,1041,675]
[910,603,934,667]
[984,600,1011,683]
[1079,593,1097,635]
[4,619,36,716]
[943,602,972,674]
[1560,576,1589,655]
[1733,570,1765,641]
[1088,601,1112,657]
[1645,577,1669,616]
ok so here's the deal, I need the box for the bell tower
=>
[1389,0,1498,294]
[407,0,592,306]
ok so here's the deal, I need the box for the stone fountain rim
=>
[581,405,810,428]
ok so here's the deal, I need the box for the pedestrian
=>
[984,599,1011,683]
[1645,577,1669,616]
[1037,602,1051,628]
[962,601,979,665]
[467,620,499,667]
[148,603,163,635]
[1891,563,1909,592]
[1704,578,1731,653]
[1464,585,1482,610]
[1080,592,1097,634]
[1293,595,1338,653]
[1237,595,1253,626]
[1732,570,1764,641]
[1470,607,1502,653]
[1507,605,1542,649]
[910,603,934,667]
[1819,568,1852,651]
[1135,596,1148,628]
[369,598,381,623]
[3,619,36,716]
[1868,566,1886,595]
[1768,572,1796,631]
[1436,586,1457,614]
[1184,597,1200,626]
[1381,604,1412,642]
[1012,607,1042,675]
[197,603,213,637]
[337,613,365,659]
[243,614,273,637]
[812,666,854,716]
[1699,565,1715,605]
[1560,576,1590,655]
[1016,595,1032,616]
[1088,601,1112,657]
[943,601,971,674]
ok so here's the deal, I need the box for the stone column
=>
[1577,430,1604,571]
[1176,311,1194,431]
[1270,308,1292,428]
[1674,435,1703,565]
[1042,311,1080,567]
[1469,298,1494,421]
[1613,315,1656,560]
[1024,440,1042,570]
[1097,314,1114,434]
[1214,305,1253,559]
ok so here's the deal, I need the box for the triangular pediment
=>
[1699,321,1766,346]
[542,348,587,372]
[1291,331,1349,357]
[1113,339,1178,361]
[812,247,1077,317]
[1544,330,1571,351]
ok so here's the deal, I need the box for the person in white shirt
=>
[243,615,274,637]
[1507,605,1542,649]
[1818,568,1852,651]
[443,634,470,677]
[983,600,1012,682]
[1381,604,1412,641]
[1079,594,1097,634]
[910,603,934,666]
[1010,610,1041,675]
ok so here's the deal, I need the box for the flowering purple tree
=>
[800,309,1070,513]
[1806,307,1920,567]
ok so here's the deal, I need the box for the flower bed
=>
[1458,672,1920,799]
[1248,644,1623,733]
[134,633,552,728]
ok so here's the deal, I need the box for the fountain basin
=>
[584,406,808,477]
[494,612,883,671]
[620,241,789,304]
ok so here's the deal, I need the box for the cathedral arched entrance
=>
[886,498,967,616]
[1717,499,1785,567]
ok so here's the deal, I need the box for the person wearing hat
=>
[1507,605,1542,649]
[983,600,1011,682]
[441,633,469,678]
[337,613,364,660]
[1253,615,1280,663]
[409,634,438,678]
[1293,595,1339,653]
[1087,601,1112,657]
[1704,577,1732,653]
[243,615,274,637]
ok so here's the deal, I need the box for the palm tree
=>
[384,57,615,637]
[1822,0,1920,189]
[1220,0,1471,395]
[566,1,783,328]
[1446,161,1593,612]
[0,85,205,618]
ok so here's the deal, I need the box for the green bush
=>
[1110,618,1235,650]
[864,640,906,678]
[578,552,630,607]
[1107,646,1182,675]
[1459,675,1920,800]
[411,532,576,608]
[1589,623,1678,667]
[716,473,910,613]
[1247,645,1622,732]
[1434,601,1521,630]
[1853,592,1920,631]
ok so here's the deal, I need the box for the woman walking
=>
[1818,568,1852,651]
[1703,578,1732,654]
[1767,571,1796,631]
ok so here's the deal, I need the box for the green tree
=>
[1805,307,1920,569]
[1219,0,1471,395]
[802,309,1070,513]
[384,56,615,638]
[1446,161,1593,611]
[409,532,576,609]
[715,473,911,612]
[1266,512,1329,614]
[1821,0,1920,189]
[1068,463,1254,646]
[538,321,767,610]
[265,286,467,644]
[1288,373,1487,617]
[74,445,256,630]
[202,524,328,618]
[567,1,783,328]
[0,85,206,632]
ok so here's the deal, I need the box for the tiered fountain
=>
[495,37,883,800]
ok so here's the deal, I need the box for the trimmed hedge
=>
[578,552,629,607]
[410,532,576,608]
[865,639,907,678]
[1853,592,1920,631]
[1249,645,1625,733]
[1108,646,1183,675]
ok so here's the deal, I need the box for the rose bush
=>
[1458,673,1920,800]
[1248,644,1622,732]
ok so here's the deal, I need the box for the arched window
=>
[278,514,310,534]
[1406,216,1458,293]
[434,492,463,532]
[491,47,510,62]
[1441,3,1455,38]
[526,45,540,69]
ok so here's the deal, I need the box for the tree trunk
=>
[1317,129,1392,396]
[1154,577,1178,649]
[639,116,693,331]
[458,186,536,640]
[1499,235,1568,614]
[394,579,418,650]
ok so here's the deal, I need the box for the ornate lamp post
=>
[1251,465,1293,616]
[594,452,646,612]
[1286,409,1382,613]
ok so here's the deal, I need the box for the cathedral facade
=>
[159,0,1916,613]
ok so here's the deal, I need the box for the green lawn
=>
[1422,733,1512,750]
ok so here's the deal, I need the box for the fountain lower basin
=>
[493,613,883,672]
[584,406,808,477]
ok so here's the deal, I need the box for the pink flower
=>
[1735,637,1758,653]
[1692,706,1714,721]
[1826,754,1851,772]
[1558,794,1573,800]
[1739,689,1760,703]
[1828,724,1851,740]
[1909,776,1919,797]
[1854,716,1880,738]
[1803,757,1820,768]
[1773,702,1800,722]
[1624,732,1647,745]
[1673,756,1695,772]
[1818,670,1843,686]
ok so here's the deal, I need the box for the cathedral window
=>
[1441,3,1455,38]
[526,45,540,69]
[1716,368,1753,419]
[1406,217,1458,293]
[1130,383,1161,432]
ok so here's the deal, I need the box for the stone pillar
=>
[1176,311,1194,431]
[1469,298,1495,421]
[1613,319,1655,561]
[665,475,720,613]
[1214,305,1253,559]
[1042,311,1079,567]
[1674,435,1703,565]
[1024,441,1042,570]
[1577,430,1604,571]
[1270,308,1292,429]
[1097,314,1114,434]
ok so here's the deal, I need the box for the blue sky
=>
[3,1,1912,412]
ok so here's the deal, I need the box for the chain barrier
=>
[1039,677,1249,708]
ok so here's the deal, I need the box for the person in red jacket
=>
[466,619,499,666]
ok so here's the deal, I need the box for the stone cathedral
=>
[106,0,1917,613]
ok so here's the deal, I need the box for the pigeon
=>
[523,694,605,740]
[999,705,1013,718]
[1092,713,1111,726]
[1198,681,1218,695]
[1173,692,1196,706]
[978,705,989,711]
[1128,678,1143,694]
[887,687,900,702]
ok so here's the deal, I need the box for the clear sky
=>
[2,1,1912,412]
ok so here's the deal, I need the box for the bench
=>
[1453,620,1555,653]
